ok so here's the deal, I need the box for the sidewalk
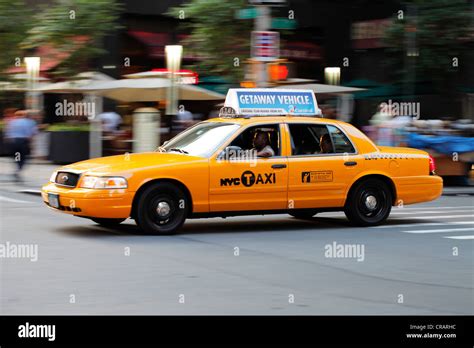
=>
[0,157,60,194]
[1,157,473,196]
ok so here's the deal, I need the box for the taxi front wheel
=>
[135,182,188,235]
[344,178,392,226]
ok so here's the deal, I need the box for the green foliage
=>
[0,0,32,78]
[168,0,252,83]
[23,0,122,77]
[46,123,90,131]
[384,0,472,92]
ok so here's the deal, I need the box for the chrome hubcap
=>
[365,195,377,210]
[156,201,171,217]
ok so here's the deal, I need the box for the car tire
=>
[91,218,126,226]
[289,210,318,219]
[135,182,188,235]
[344,178,392,226]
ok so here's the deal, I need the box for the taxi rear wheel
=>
[289,210,318,219]
[91,218,126,226]
[135,182,188,235]
[344,178,392,226]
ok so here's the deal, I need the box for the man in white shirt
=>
[252,131,275,157]
[98,110,122,132]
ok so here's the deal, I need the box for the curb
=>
[442,192,474,196]
[17,189,42,196]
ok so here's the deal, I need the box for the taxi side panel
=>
[287,155,366,208]
[130,160,210,213]
[343,150,443,206]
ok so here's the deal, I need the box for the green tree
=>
[168,0,252,83]
[0,0,32,78]
[384,0,472,93]
[21,0,122,77]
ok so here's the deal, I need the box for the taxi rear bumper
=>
[393,175,443,205]
[41,182,133,219]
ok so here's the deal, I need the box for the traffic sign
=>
[271,18,296,29]
[251,31,280,61]
[236,7,259,19]
[248,0,286,5]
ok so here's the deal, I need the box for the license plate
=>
[48,193,60,208]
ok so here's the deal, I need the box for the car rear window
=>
[327,125,355,153]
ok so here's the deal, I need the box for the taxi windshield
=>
[159,122,240,158]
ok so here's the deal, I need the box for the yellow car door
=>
[209,123,289,212]
[286,122,364,209]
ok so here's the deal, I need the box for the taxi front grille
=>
[44,200,82,212]
[55,171,80,187]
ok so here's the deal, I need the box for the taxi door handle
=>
[272,164,287,169]
[344,161,358,167]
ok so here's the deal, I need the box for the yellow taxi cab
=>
[42,89,443,234]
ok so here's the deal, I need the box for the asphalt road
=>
[0,189,473,315]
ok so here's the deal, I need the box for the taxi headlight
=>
[79,176,128,189]
[49,171,58,183]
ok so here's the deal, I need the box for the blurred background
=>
[0,0,473,184]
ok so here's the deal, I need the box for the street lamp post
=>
[24,57,41,110]
[324,67,341,85]
[165,45,183,116]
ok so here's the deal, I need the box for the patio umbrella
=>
[38,71,115,93]
[80,78,225,101]
[0,74,51,92]
[123,71,167,79]
[274,83,366,94]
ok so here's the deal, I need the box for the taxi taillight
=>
[429,155,436,174]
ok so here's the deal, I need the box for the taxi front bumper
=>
[41,182,133,219]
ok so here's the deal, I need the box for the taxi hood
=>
[60,152,206,175]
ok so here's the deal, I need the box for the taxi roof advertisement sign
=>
[223,88,320,116]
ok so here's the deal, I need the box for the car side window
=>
[227,124,281,157]
[288,124,330,155]
[327,125,355,154]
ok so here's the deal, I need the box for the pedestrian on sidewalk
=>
[4,110,38,182]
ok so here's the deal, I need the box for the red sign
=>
[268,65,289,81]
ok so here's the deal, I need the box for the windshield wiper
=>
[168,148,189,154]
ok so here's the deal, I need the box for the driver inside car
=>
[252,130,275,158]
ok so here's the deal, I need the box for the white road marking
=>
[443,235,474,240]
[320,206,473,217]
[390,209,474,215]
[392,214,474,220]
[373,221,474,229]
[0,195,31,204]
[392,206,474,210]
[403,227,474,234]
